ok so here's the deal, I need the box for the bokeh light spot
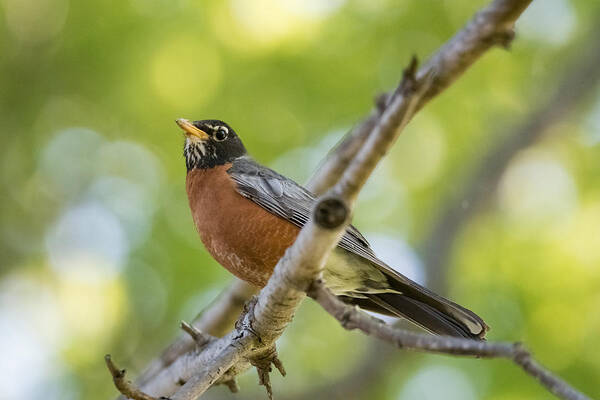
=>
[398,365,477,400]
[0,274,63,399]
[368,233,425,285]
[531,301,583,369]
[271,129,344,183]
[391,115,446,189]
[151,37,222,109]
[281,0,345,18]
[58,274,127,365]
[129,0,187,16]
[97,140,164,195]
[39,128,105,199]
[127,262,167,328]
[517,0,576,46]
[214,0,343,52]
[85,177,155,248]
[554,202,600,268]
[498,150,577,224]
[1,0,69,44]
[46,202,128,281]
[355,162,409,231]
[582,92,600,146]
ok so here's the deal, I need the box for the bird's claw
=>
[249,344,286,400]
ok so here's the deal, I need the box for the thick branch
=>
[123,52,429,400]
[110,0,536,399]
[285,20,600,400]
[155,206,347,400]
[136,329,250,398]
[309,281,592,400]
[307,0,531,196]
[166,70,430,397]
[131,279,257,392]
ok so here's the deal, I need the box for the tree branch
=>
[108,0,543,399]
[308,281,592,400]
[130,279,257,393]
[282,22,600,400]
[123,0,538,393]
[112,54,429,400]
[165,63,430,399]
[106,355,161,400]
[307,0,531,195]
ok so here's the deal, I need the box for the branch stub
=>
[313,197,349,229]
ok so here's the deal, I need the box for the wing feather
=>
[228,157,374,258]
[227,157,487,339]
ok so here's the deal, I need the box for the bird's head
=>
[176,118,247,171]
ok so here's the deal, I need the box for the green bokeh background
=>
[1,0,599,399]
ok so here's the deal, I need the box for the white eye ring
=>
[214,127,228,141]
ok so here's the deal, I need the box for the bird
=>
[176,118,488,339]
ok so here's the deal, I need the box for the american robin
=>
[176,118,488,339]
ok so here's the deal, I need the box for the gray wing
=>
[227,157,380,263]
[227,157,488,339]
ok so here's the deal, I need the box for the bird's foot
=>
[248,344,286,400]
[234,297,286,399]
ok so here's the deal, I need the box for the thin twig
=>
[308,281,592,400]
[180,321,213,347]
[105,355,160,400]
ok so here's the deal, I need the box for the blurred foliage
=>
[1,0,600,399]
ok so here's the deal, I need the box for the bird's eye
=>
[214,127,228,142]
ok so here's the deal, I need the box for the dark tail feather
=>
[352,258,491,340]
[340,289,488,340]
[367,293,486,339]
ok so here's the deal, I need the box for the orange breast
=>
[186,165,300,287]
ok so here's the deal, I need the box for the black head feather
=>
[182,119,247,170]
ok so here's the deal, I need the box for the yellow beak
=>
[176,118,209,140]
